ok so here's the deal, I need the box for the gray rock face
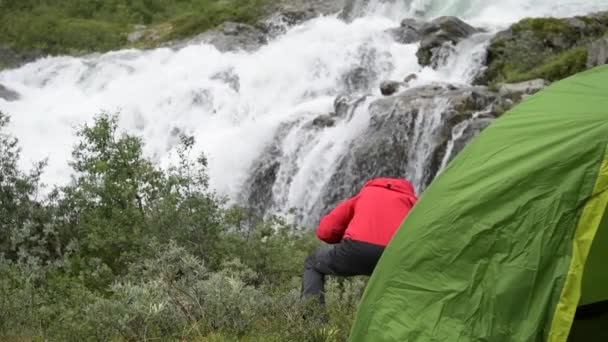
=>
[308,84,505,223]
[183,22,268,52]
[339,0,370,22]
[498,79,549,101]
[0,44,44,70]
[333,94,370,119]
[0,84,20,101]
[587,38,608,68]
[386,18,425,44]
[416,16,478,67]
[342,67,375,94]
[311,114,336,128]
[242,82,512,225]
[263,0,345,37]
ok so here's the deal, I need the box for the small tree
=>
[54,112,164,285]
[0,111,49,263]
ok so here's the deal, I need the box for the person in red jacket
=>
[301,177,418,304]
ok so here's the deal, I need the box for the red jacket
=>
[316,178,418,246]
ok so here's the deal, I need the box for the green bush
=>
[0,111,365,341]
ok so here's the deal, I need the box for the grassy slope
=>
[0,0,270,57]
[483,15,608,85]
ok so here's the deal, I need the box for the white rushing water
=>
[1,0,607,215]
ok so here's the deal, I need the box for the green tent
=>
[349,65,608,342]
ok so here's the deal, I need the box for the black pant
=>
[302,238,385,304]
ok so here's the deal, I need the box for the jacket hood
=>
[363,178,416,195]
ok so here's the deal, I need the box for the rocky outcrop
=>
[378,74,419,96]
[243,83,512,225]
[339,0,370,22]
[308,84,507,223]
[387,18,425,44]
[415,16,479,68]
[478,12,608,84]
[342,67,375,94]
[498,79,549,102]
[263,0,345,36]
[0,44,44,71]
[587,38,608,68]
[385,16,480,68]
[182,22,268,52]
[0,84,20,101]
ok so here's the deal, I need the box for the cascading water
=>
[1,0,607,225]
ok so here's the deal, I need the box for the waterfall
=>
[1,0,607,225]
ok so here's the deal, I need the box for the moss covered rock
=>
[478,12,608,85]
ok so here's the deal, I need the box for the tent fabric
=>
[349,65,608,342]
[580,207,608,306]
[548,147,608,342]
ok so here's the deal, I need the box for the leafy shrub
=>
[0,111,365,341]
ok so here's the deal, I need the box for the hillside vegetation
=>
[0,0,269,56]
[0,110,361,341]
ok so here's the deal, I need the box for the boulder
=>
[404,73,418,84]
[0,84,20,101]
[311,114,336,128]
[415,16,478,68]
[380,80,403,96]
[498,79,549,101]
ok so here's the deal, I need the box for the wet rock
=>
[307,84,508,225]
[311,114,336,128]
[211,68,240,92]
[416,16,479,68]
[239,80,520,227]
[342,67,374,93]
[387,19,424,44]
[380,80,403,96]
[401,18,425,31]
[239,120,298,221]
[339,0,370,22]
[404,73,418,84]
[334,94,369,119]
[183,22,268,52]
[263,0,344,36]
[0,84,20,101]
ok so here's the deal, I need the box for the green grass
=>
[512,18,572,36]
[503,47,588,83]
[480,14,608,86]
[0,0,270,57]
